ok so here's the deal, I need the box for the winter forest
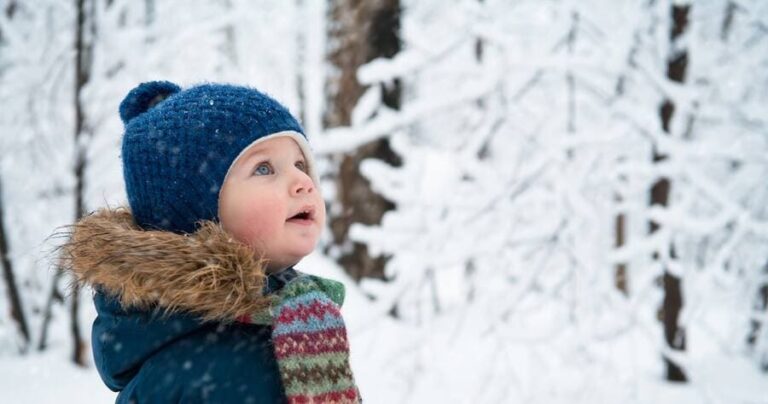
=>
[0,0,767,403]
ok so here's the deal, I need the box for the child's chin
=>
[293,239,319,254]
[291,246,316,260]
[281,246,316,265]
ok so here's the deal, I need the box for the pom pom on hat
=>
[119,81,181,124]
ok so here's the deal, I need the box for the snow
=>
[1,0,768,403]
[1,350,116,404]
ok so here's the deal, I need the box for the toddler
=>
[62,81,361,403]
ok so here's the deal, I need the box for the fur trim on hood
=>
[59,207,273,322]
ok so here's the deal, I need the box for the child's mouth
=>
[286,206,315,225]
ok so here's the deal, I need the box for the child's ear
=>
[119,81,181,124]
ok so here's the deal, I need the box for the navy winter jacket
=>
[92,289,286,403]
[64,208,300,403]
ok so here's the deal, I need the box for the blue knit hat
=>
[119,81,317,234]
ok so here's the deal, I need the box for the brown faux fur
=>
[59,207,273,322]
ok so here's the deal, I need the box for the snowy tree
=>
[0,1,766,402]
[0,0,77,358]
[324,0,402,281]
[0,1,31,354]
[320,0,768,401]
[0,176,30,352]
[652,0,690,383]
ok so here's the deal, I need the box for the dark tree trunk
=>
[40,0,92,366]
[652,3,690,383]
[325,0,402,281]
[0,179,31,351]
[0,0,31,352]
[69,0,95,367]
[612,6,646,297]
[615,213,628,295]
[1,1,18,42]
[747,280,768,368]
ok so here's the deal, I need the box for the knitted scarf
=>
[60,208,361,403]
[240,272,361,403]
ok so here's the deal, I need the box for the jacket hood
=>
[59,207,275,390]
[61,207,273,320]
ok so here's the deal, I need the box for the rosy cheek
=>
[233,199,283,244]
[238,214,272,241]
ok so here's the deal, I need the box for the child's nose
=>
[289,170,315,196]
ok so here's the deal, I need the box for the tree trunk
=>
[0,179,31,351]
[747,273,768,371]
[0,1,17,43]
[0,0,31,353]
[652,2,690,383]
[615,214,628,295]
[325,0,401,281]
[69,0,95,367]
[41,0,92,366]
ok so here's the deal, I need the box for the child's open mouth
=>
[286,206,315,225]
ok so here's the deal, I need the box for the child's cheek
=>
[237,198,284,242]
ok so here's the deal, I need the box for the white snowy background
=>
[0,0,767,403]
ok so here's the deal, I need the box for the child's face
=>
[218,136,325,272]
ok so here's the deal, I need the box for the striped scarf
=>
[239,271,361,403]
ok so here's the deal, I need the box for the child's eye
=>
[295,160,306,172]
[253,162,274,176]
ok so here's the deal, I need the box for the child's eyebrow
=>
[235,143,306,170]
[238,147,269,167]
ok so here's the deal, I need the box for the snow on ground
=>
[2,349,116,404]
[3,345,765,404]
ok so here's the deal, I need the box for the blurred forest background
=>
[0,0,767,403]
